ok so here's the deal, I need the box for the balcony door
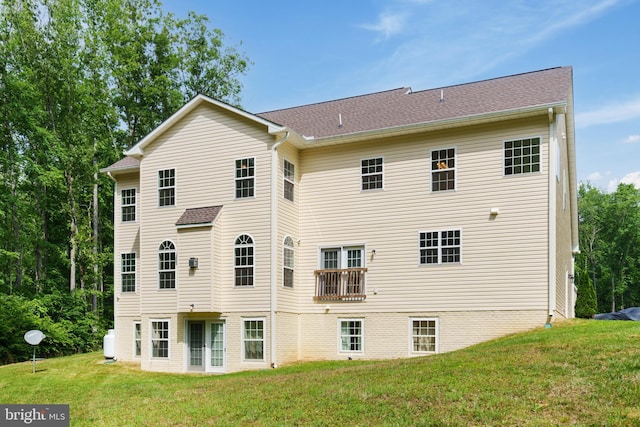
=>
[321,246,363,270]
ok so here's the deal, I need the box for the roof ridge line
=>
[258,87,410,115]
[410,66,568,95]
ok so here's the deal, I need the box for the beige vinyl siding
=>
[114,173,140,317]
[177,227,214,312]
[554,112,575,319]
[276,143,300,311]
[137,103,274,315]
[298,117,550,314]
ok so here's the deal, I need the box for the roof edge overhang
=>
[300,102,568,148]
[99,165,140,175]
[125,94,289,158]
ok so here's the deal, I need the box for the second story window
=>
[419,230,461,264]
[235,158,255,198]
[121,189,136,222]
[158,169,175,206]
[121,253,136,292]
[431,148,455,191]
[504,137,540,175]
[158,241,176,289]
[361,157,383,190]
[235,234,254,286]
[283,160,295,201]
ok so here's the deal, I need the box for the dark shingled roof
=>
[257,67,572,139]
[175,206,222,227]
[101,156,140,172]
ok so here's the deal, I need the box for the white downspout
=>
[270,131,290,368]
[547,108,557,325]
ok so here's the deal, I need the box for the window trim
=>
[133,321,142,358]
[150,319,170,359]
[158,168,176,207]
[158,240,177,290]
[120,252,136,293]
[283,236,294,288]
[503,136,542,176]
[234,234,255,287]
[242,318,265,362]
[338,319,364,353]
[430,147,456,192]
[419,229,462,265]
[235,157,256,199]
[360,157,384,191]
[283,159,295,202]
[121,188,136,222]
[409,318,439,354]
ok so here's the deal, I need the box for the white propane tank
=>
[103,329,115,359]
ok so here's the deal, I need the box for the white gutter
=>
[299,102,567,148]
[547,108,557,322]
[270,131,290,368]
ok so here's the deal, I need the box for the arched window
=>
[283,236,294,288]
[159,241,176,289]
[235,235,254,286]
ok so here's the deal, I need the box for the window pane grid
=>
[412,319,437,352]
[504,138,540,175]
[134,323,141,357]
[151,321,169,358]
[361,158,383,190]
[235,235,254,286]
[121,189,136,222]
[235,158,255,198]
[420,230,461,264]
[243,320,264,360]
[431,148,456,191]
[284,160,295,201]
[121,253,136,292]
[283,239,294,288]
[340,320,363,352]
[158,169,175,206]
[158,241,176,289]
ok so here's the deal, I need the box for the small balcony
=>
[314,268,367,301]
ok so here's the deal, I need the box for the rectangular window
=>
[283,237,294,288]
[361,157,383,190]
[121,189,136,222]
[151,320,169,358]
[235,158,255,198]
[158,169,175,206]
[134,322,141,357]
[283,160,295,201]
[419,230,461,264]
[431,148,455,191]
[411,319,438,353]
[504,137,540,175]
[243,319,264,360]
[340,320,363,352]
[121,253,136,292]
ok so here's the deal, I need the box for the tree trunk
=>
[65,170,78,292]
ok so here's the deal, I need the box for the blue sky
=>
[164,0,639,191]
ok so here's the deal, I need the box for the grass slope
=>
[2,319,640,426]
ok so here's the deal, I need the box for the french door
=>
[187,320,226,373]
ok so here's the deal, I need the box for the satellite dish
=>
[24,330,46,346]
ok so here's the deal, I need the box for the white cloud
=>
[576,97,640,128]
[621,171,640,188]
[607,178,620,193]
[355,1,622,92]
[360,12,407,39]
[587,171,603,181]
[623,134,640,144]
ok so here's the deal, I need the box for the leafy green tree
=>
[575,270,597,318]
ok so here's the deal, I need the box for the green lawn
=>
[2,319,640,426]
